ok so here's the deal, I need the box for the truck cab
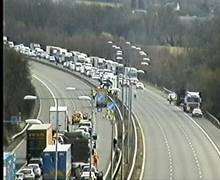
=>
[183,91,201,113]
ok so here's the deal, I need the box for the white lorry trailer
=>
[49,106,69,132]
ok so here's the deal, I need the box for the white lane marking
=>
[178,124,203,179]
[12,138,26,153]
[131,106,146,180]
[145,86,220,158]
[12,74,56,153]
[32,74,56,107]
[155,118,174,180]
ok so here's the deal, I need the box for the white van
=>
[75,62,82,72]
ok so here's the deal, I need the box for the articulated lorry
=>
[26,124,53,165]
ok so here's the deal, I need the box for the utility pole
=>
[55,98,58,180]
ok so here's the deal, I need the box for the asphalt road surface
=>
[29,61,112,172]
[130,85,220,180]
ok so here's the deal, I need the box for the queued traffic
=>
[4,37,146,180]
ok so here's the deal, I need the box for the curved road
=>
[132,85,220,180]
[28,59,220,180]
[29,61,112,172]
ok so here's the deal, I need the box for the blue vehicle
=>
[4,152,16,180]
[42,144,71,179]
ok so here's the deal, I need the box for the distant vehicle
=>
[49,55,55,62]
[167,92,177,104]
[28,158,43,169]
[79,121,92,129]
[30,43,41,50]
[80,171,97,180]
[8,41,14,48]
[25,119,42,124]
[27,164,42,177]
[75,62,83,72]
[3,36,7,44]
[16,167,35,179]
[79,126,90,133]
[192,108,203,118]
[69,61,75,71]
[124,67,139,85]
[15,172,24,180]
[71,111,83,124]
[136,82,144,90]
[183,91,202,113]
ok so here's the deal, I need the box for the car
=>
[79,126,90,133]
[49,55,56,62]
[192,108,203,118]
[82,165,98,175]
[79,121,92,129]
[28,157,43,169]
[136,82,144,89]
[15,172,24,180]
[74,129,90,139]
[27,163,42,177]
[80,171,97,180]
[167,92,177,103]
[16,167,35,179]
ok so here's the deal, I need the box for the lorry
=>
[124,67,139,85]
[71,111,84,124]
[30,43,41,50]
[42,144,72,179]
[49,106,69,132]
[26,124,53,164]
[63,131,90,163]
[4,152,16,180]
[183,91,202,113]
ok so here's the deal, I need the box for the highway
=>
[132,85,220,180]
[15,59,220,180]
[29,61,112,172]
[14,60,112,173]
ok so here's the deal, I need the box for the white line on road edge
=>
[11,74,56,155]
[132,113,146,180]
[146,86,220,158]
[127,111,138,180]
[180,108,220,158]
[12,138,26,154]
[103,123,118,180]
[32,74,56,107]
[11,124,29,140]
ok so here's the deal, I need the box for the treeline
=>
[4,0,220,117]
[3,47,36,145]
[144,16,220,118]
[4,0,202,48]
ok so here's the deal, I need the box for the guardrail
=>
[162,87,220,128]
[28,57,124,179]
